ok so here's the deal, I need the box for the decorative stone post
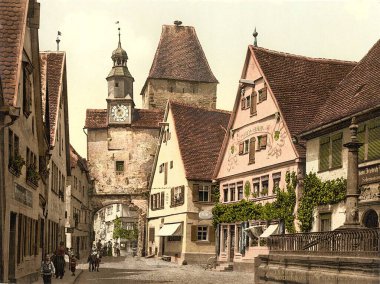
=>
[341,117,363,229]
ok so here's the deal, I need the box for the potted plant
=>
[9,154,25,176]
[26,164,40,187]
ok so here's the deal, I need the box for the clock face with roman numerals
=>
[111,104,129,122]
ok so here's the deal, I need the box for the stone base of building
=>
[233,260,256,273]
[255,253,380,284]
[13,271,39,284]
[181,252,216,265]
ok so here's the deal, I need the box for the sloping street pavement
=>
[74,256,256,284]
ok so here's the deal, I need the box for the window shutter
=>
[319,137,330,171]
[150,195,154,209]
[357,125,365,163]
[160,192,165,208]
[249,137,256,164]
[171,187,174,207]
[368,121,380,161]
[261,135,267,149]
[241,97,245,110]
[239,143,244,155]
[211,185,218,202]
[149,227,155,242]
[262,86,267,101]
[159,164,163,173]
[331,133,342,168]
[191,225,198,242]
[164,162,168,185]
[193,184,199,202]
[251,91,257,115]
[208,226,215,242]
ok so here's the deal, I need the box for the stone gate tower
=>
[85,32,163,255]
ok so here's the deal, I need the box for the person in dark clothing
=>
[54,241,66,279]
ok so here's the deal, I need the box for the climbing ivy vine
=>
[212,171,297,233]
[297,172,346,232]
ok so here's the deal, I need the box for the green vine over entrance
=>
[212,172,297,233]
[297,172,346,232]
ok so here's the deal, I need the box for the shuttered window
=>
[160,192,165,208]
[149,227,155,242]
[249,137,256,164]
[331,133,342,168]
[239,143,243,155]
[250,91,257,115]
[357,125,366,163]
[319,137,330,171]
[193,184,199,202]
[368,120,380,161]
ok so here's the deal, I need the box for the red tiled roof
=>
[85,108,163,129]
[251,46,356,155]
[304,39,380,133]
[70,144,88,172]
[170,101,230,180]
[0,0,28,106]
[85,109,108,129]
[147,25,218,83]
[40,52,65,146]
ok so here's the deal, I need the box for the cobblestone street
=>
[74,256,256,284]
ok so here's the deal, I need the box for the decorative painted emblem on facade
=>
[226,116,288,172]
[267,119,287,158]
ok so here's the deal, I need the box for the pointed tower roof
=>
[107,27,133,79]
[147,23,218,83]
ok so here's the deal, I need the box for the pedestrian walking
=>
[40,254,55,284]
[69,249,77,276]
[54,241,66,279]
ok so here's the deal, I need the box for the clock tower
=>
[107,27,134,125]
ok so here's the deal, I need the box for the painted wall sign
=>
[199,210,213,220]
[359,163,380,186]
[14,183,33,207]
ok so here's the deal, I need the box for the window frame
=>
[197,226,208,241]
[115,160,125,173]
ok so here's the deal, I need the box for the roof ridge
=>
[169,100,231,114]
[252,45,357,65]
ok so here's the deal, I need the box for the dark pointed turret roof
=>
[147,24,218,83]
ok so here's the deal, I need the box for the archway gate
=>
[89,193,148,256]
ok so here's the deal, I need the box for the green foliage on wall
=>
[297,172,346,232]
[113,216,138,240]
[212,172,297,233]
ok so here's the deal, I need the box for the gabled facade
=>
[40,51,71,256]
[147,101,230,264]
[0,1,50,282]
[141,23,218,111]
[301,39,380,231]
[65,145,92,259]
[213,44,355,270]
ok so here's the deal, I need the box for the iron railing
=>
[268,228,380,256]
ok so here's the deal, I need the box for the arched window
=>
[363,209,379,228]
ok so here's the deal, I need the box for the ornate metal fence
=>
[268,229,380,256]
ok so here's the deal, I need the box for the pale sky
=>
[38,0,380,158]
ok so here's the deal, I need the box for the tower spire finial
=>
[56,31,62,51]
[253,27,258,47]
[116,21,121,47]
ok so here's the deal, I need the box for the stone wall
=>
[256,253,380,284]
[87,127,159,195]
[142,79,217,111]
